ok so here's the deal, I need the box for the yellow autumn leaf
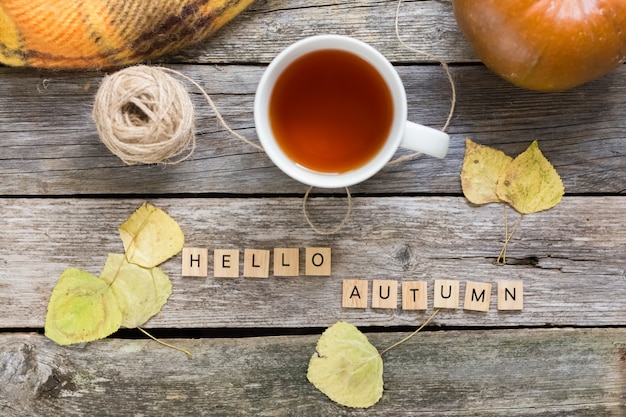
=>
[496,141,564,214]
[119,202,184,268]
[461,137,513,204]
[307,321,383,408]
[44,268,122,345]
[100,253,172,328]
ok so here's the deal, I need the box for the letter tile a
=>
[342,279,368,309]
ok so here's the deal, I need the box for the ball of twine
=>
[93,65,196,165]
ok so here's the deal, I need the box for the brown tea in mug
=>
[269,49,394,173]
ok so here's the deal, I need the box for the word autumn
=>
[343,279,523,312]
[181,247,331,278]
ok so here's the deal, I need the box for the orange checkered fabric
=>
[0,0,254,69]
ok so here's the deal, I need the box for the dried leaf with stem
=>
[461,138,564,263]
[307,309,440,408]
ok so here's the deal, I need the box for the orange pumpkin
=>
[453,0,626,91]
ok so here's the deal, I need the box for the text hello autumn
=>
[181,247,523,311]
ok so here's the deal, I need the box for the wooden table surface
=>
[1,1,625,415]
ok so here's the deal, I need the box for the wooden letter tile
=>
[402,281,427,310]
[273,248,299,277]
[433,279,460,309]
[464,281,492,312]
[213,249,239,278]
[371,280,398,309]
[181,247,208,277]
[342,279,368,309]
[305,247,331,276]
[498,281,524,310]
[243,249,270,278]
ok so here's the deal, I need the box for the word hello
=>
[343,279,523,312]
[181,247,331,278]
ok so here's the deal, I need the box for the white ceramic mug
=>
[254,34,449,188]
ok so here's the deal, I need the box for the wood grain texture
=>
[0,64,624,195]
[1,329,625,416]
[170,0,475,64]
[1,197,624,329]
[1,1,625,415]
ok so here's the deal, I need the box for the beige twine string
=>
[157,67,264,153]
[303,186,353,235]
[387,0,457,167]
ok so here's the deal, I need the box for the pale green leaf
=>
[100,253,172,328]
[307,321,383,408]
[44,268,122,345]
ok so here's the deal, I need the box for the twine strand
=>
[387,0,457,167]
[395,0,457,133]
[302,187,353,235]
[158,67,264,152]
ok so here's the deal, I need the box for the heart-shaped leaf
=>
[496,140,564,214]
[307,321,383,408]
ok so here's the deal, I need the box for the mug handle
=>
[400,121,450,158]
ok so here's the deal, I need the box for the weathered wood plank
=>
[0,64,624,195]
[166,0,475,64]
[1,197,624,329]
[1,329,625,416]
